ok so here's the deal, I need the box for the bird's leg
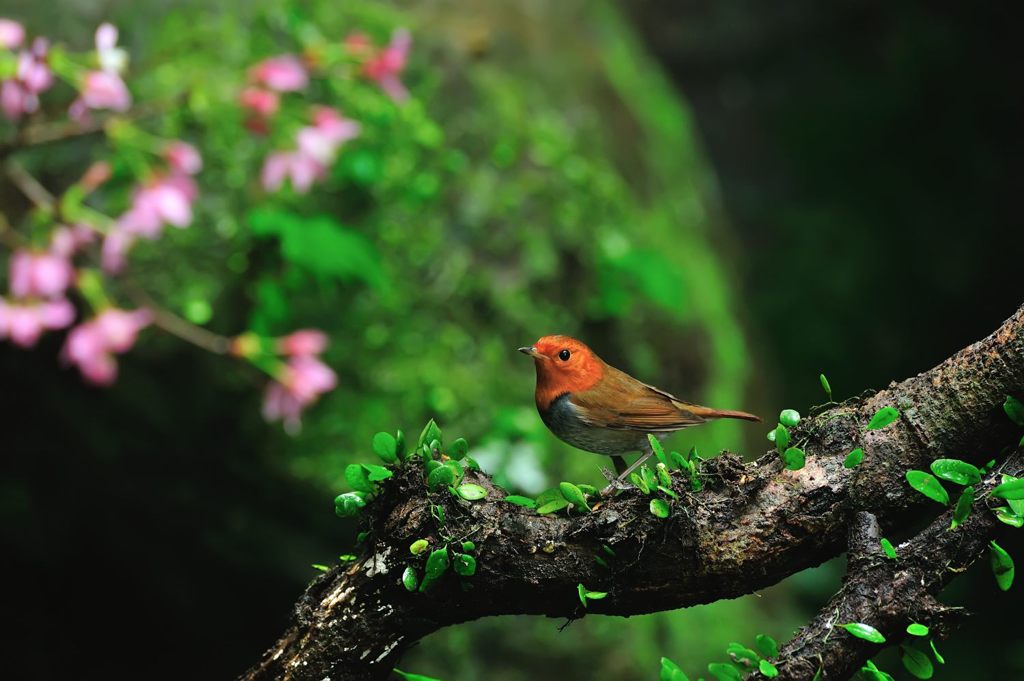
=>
[600,448,656,496]
[611,456,627,476]
[617,448,656,481]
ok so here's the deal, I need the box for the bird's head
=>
[518,335,604,405]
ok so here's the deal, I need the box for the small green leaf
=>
[334,492,366,518]
[866,406,900,430]
[464,456,481,471]
[1001,475,1024,516]
[782,447,806,471]
[427,465,455,491]
[994,507,1024,527]
[419,548,450,592]
[448,437,469,460]
[577,484,600,496]
[456,483,488,501]
[990,540,1015,591]
[991,477,1024,500]
[906,623,929,637]
[417,418,442,449]
[559,482,590,512]
[660,656,690,681]
[537,499,570,514]
[820,373,832,401]
[656,463,672,487]
[311,563,330,572]
[402,566,419,592]
[339,554,356,562]
[503,494,536,508]
[900,644,934,679]
[707,662,741,681]
[453,553,477,576]
[630,472,650,494]
[641,465,658,492]
[755,633,779,658]
[650,498,671,518]
[724,642,759,663]
[395,429,407,460]
[410,539,429,555]
[576,583,606,607]
[860,661,895,681]
[577,583,588,607]
[1004,395,1024,426]
[905,470,950,505]
[844,447,865,468]
[585,590,607,600]
[774,424,790,453]
[766,429,777,443]
[779,409,801,427]
[658,485,679,499]
[363,464,393,482]
[372,432,398,463]
[841,622,886,643]
[649,433,669,467]
[393,669,444,681]
[930,459,981,486]
[950,486,974,529]
[671,451,689,470]
[929,639,945,664]
[602,544,616,557]
[461,541,475,552]
[759,660,778,678]
[880,538,897,559]
[345,464,374,494]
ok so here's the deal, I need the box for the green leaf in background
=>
[759,660,779,678]
[774,424,790,453]
[1004,395,1024,426]
[906,623,929,637]
[930,640,945,664]
[247,210,387,289]
[363,464,393,482]
[427,465,455,491]
[372,432,398,463]
[395,430,407,461]
[782,447,806,470]
[393,669,445,681]
[418,419,443,450]
[724,642,759,664]
[755,633,779,658]
[905,470,950,505]
[820,373,833,401]
[559,482,591,512]
[648,433,669,467]
[410,539,429,555]
[419,548,450,592]
[991,477,1024,500]
[345,464,374,494]
[641,465,658,492]
[866,406,900,430]
[630,472,650,494]
[779,409,800,427]
[929,459,981,485]
[900,644,934,679]
[453,553,477,576]
[402,565,419,592]
[448,437,469,460]
[1000,475,1024,515]
[880,538,897,559]
[950,486,974,529]
[990,540,1015,591]
[707,662,742,681]
[657,485,678,499]
[860,660,895,681]
[503,495,536,508]
[537,499,569,514]
[456,483,487,501]
[659,657,690,681]
[841,622,886,643]
[334,492,366,517]
[844,447,864,468]
[311,563,330,572]
[994,507,1024,528]
[650,498,670,518]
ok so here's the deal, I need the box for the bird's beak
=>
[517,346,544,360]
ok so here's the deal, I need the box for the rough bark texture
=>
[241,305,1024,681]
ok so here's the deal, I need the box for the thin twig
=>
[127,286,231,355]
[4,158,57,210]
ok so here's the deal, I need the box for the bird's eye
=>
[558,349,571,361]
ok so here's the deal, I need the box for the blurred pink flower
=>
[94,23,127,74]
[0,18,25,50]
[260,150,324,194]
[278,329,328,357]
[62,307,151,385]
[362,29,411,102]
[164,141,202,175]
[296,107,360,164]
[50,224,96,258]
[117,174,197,238]
[250,55,308,92]
[1,37,53,120]
[9,249,74,299]
[240,87,279,117]
[262,355,337,433]
[70,70,131,120]
[0,297,75,348]
[101,228,134,274]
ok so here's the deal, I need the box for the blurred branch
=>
[240,304,1024,681]
[4,158,57,211]
[128,285,231,355]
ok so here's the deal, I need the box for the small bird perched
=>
[518,335,759,483]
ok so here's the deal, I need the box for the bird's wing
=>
[569,367,706,433]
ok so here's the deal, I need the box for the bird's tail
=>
[690,406,761,422]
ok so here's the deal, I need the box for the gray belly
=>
[540,393,656,456]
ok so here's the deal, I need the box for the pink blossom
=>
[250,55,308,92]
[50,224,96,258]
[117,174,197,238]
[343,32,373,57]
[94,23,127,74]
[239,87,279,117]
[62,307,151,385]
[164,141,202,175]
[262,355,337,432]
[296,107,360,164]
[1,37,53,120]
[101,227,134,274]
[362,29,411,102]
[71,70,131,118]
[278,329,328,357]
[0,79,30,120]
[260,151,324,194]
[0,297,75,348]
[0,19,25,50]
[9,249,74,299]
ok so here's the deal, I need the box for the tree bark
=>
[241,304,1024,681]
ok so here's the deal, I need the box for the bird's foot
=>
[599,474,631,497]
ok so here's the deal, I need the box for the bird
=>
[518,335,760,484]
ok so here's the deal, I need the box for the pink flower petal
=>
[0,19,25,50]
[164,141,203,175]
[250,55,308,92]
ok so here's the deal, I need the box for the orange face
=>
[518,335,604,407]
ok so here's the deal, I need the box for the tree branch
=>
[240,304,1024,681]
